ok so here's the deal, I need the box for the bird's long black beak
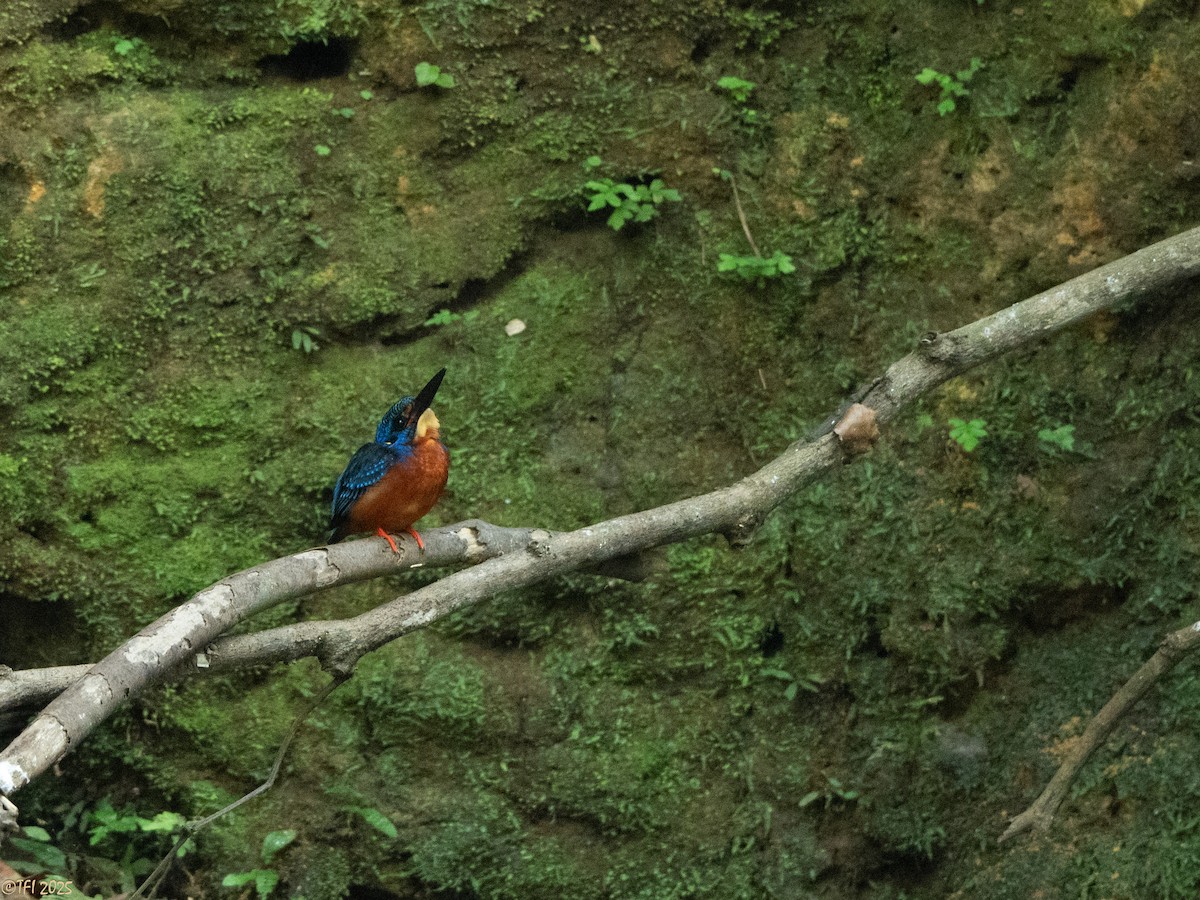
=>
[413,368,446,417]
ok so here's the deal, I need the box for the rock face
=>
[2,2,1200,897]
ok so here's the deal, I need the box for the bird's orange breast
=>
[344,437,449,535]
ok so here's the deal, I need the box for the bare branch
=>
[999,620,1200,842]
[727,173,761,258]
[2,225,1199,825]
[0,524,656,714]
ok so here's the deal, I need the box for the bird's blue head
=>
[375,368,446,448]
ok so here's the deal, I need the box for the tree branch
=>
[998,619,1200,842]
[2,225,1199,840]
[0,523,656,715]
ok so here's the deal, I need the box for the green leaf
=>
[255,870,279,898]
[261,829,297,863]
[8,835,67,870]
[915,68,940,85]
[607,208,628,230]
[351,806,399,838]
[798,791,821,807]
[585,155,602,168]
[22,825,52,841]
[359,89,374,100]
[784,681,799,701]
[414,62,439,86]
[948,418,987,452]
[716,75,755,103]
[956,58,982,83]
[436,72,456,88]
[936,98,956,116]
[141,811,187,833]
[424,309,460,327]
[113,38,136,56]
[314,144,331,156]
[224,868,279,898]
[1038,423,1076,452]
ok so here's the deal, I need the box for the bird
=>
[328,368,449,553]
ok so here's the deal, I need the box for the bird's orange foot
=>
[376,527,401,554]
[407,527,426,552]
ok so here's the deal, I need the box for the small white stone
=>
[505,319,526,336]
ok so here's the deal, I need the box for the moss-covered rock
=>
[5,1,1200,897]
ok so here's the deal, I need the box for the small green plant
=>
[724,8,790,49]
[415,62,455,89]
[710,168,793,285]
[716,75,760,124]
[359,89,374,100]
[291,326,320,353]
[717,75,755,104]
[1037,423,1076,453]
[717,249,796,284]
[584,174,681,231]
[423,308,480,327]
[4,824,69,877]
[799,775,861,808]
[87,800,187,846]
[3,799,193,894]
[222,829,296,898]
[915,58,981,115]
[948,417,987,452]
[761,666,825,701]
[102,32,167,82]
[313,143,331,156]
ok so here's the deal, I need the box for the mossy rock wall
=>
[3,1,1200,897]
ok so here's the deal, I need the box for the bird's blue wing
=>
[329,442,395,540]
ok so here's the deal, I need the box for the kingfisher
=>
[328,368,449,553]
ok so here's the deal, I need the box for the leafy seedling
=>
[948,417,987,452]
[415,62,456,89]
[916,58,982,115]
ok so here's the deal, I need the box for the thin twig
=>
[999,620,1200,842]
[728,174,761,258]
[130,673,350,899]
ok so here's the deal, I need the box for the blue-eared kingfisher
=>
[328,368,449,553]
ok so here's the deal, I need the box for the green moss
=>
[354,636,489,745]
[4,0,1200,896]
